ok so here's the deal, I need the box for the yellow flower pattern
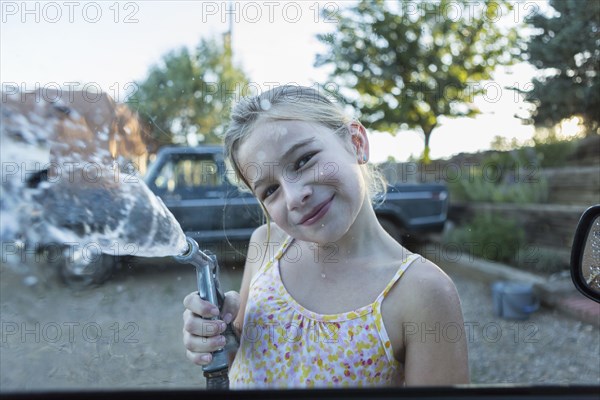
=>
[229,237,420,389]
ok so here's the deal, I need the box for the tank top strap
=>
[374,253,421,304]
[274,236,294,261]
[254,235,294,278]
[250,236,294,287]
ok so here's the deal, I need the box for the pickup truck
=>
[143,146,449,251]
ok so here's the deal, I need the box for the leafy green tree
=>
[316,0,519,163]
[129,35,249,146]
[522,0,599,134]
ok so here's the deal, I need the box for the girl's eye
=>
[262,185,279,200]
[296,153,316,169]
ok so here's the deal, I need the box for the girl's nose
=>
[284,182,312,211]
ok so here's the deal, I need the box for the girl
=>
[182,85,469,388]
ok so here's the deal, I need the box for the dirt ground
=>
[0,256,243,391]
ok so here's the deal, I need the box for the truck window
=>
[154,157,222,192]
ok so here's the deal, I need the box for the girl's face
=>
[235,119,370,244]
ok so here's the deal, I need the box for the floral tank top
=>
[228,237,420,389]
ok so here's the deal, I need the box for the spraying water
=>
[2,90,236,388]
[38,166,189,257]
[1,90,188,280]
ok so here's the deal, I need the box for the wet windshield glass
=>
[1,0,599,393]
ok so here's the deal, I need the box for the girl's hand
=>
[182,290,240,366]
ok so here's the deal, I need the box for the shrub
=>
[446,134,583,203]
[443,212,526,264]
[447,162,548,204]
[531,130,579,168]
[513,246,570,275]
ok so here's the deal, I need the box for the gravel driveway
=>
[450,271,599,384]
[1,256,598,391]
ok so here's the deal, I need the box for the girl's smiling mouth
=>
[299,195,335,226]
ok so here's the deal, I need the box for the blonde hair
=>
[224,85,387,204]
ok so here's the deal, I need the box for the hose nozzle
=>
[174,236,233,385]
[174,237,224,310]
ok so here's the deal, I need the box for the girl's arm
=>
[401,260,470,386]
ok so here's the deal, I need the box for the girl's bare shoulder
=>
[393,256,463,322]
[247,223,289,265]
[250,223,288,246]
[240,223,289,290]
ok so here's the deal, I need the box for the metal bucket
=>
[491,281,540,320]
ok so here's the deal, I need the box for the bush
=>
[532,131,579,168]
[446,134,583,203]
[513,246,570,275]
[447,160,548,204]
[443,212,526,265]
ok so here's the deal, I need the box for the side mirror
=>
[570,204,600,303]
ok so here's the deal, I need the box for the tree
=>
[522,0,599,134]
[315,0,519,163]
[128,35,249,147]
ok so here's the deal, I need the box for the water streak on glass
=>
[1,91,188,273]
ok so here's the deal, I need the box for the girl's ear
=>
[349,121,370,164]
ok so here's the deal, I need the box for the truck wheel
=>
[59,248,117,287]
[379,219,405,245]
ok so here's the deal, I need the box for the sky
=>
[1,0,545,163]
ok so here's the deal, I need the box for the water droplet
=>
[259,99,272,111]
[23,275,38,286]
